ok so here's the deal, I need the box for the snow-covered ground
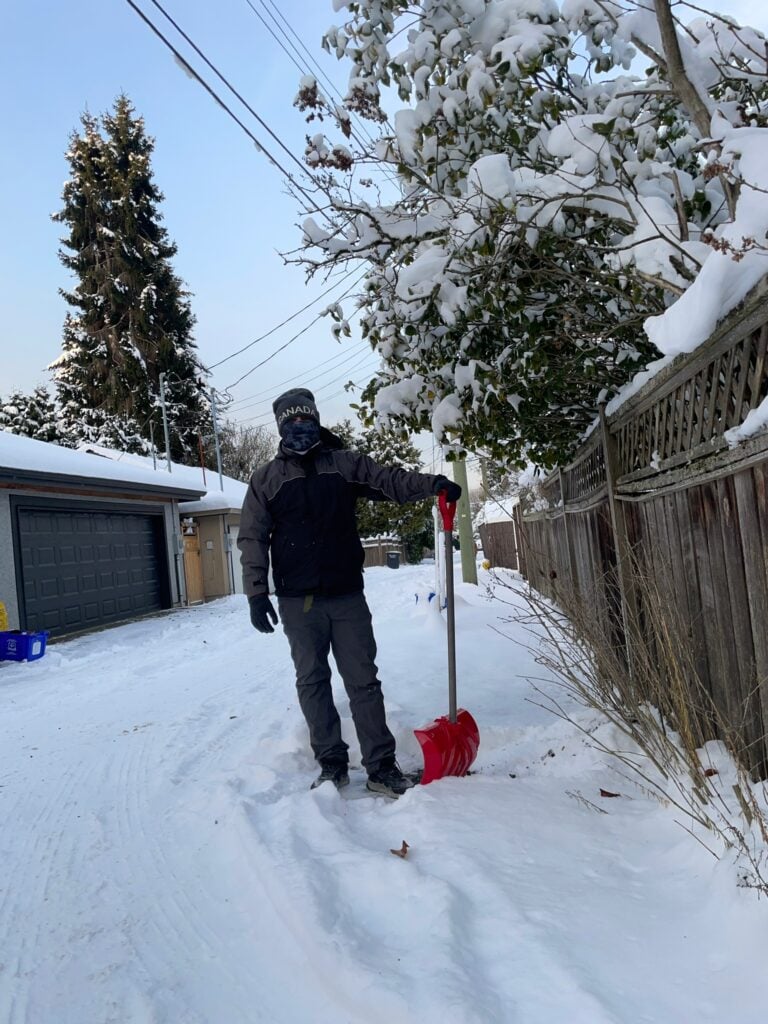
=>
[1,564,766,1024]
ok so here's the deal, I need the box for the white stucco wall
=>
[0,492,20,628]
[164,501,185,606]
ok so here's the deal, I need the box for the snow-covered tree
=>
[294,1,768,466]
[0,386,67,444]
[211,420,277,483]
[50,96,210,460]
[331,420,434,561]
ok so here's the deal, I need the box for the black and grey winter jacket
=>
[238,428,440,599]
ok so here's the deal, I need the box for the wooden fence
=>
[362,536,407,568]
[516,278,768,777]
[478,520,522,571]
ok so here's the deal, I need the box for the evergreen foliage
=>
[0,386,67,444]
[50,95,209,460]
[332,420,433,563]
[294,2,768,468]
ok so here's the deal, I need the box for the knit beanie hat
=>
[272,388,320,432]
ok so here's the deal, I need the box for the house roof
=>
[0,430,205,499]
[475,497,518,525]
[79,443,248,513]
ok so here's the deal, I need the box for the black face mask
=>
[281,418,321,453]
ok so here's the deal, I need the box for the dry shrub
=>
[491,565,768,896]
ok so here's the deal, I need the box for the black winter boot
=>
[366,760,414,798]
[310,762,350,791]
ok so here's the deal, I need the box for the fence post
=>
[513,503,527,579]
[558,467,578,601]
[599,402,638,674]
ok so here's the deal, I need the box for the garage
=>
[13,501,171,636]
[1,430,207,637]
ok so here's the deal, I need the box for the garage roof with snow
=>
[0,431,205,499]
[78,444,248,512]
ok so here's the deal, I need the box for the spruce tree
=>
[0,386,65,443]
[51,96,209,460]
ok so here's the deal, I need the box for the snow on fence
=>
[518,278,768,778]
[361,536,407,568]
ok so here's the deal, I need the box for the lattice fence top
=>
[538,475,562,507]
[613,323,768,481]
[520,282,768,513]
[562,439,607,503]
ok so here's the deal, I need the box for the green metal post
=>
[452,457,477,585]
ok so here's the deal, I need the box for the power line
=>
[235,375,371,426]
[149,0,395,220]
[248,0,379,152]
[224,273,366,390]
[147,0,313,185]
[243,0,306,79]
[232,347,378,419]
[123,0,327,220]
[206,268,361,370]
[226,340,371,409]
[261,0,398,148]
[124,1,385,409]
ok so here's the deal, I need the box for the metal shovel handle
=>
[438,490,458,723]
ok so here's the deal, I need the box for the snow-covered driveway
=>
[1,565,766,1024]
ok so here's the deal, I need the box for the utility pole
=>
[158,373,172,473]
[453,456,477,585]
[209,390,224,491]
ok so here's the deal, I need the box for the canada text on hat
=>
[272,388,319,428]
[276,403,317,427]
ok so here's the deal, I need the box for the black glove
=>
[249,594,278,634]
[433,475,462,502]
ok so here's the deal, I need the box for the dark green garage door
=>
[15,504,170,636]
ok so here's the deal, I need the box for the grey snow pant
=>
[277,592,396,774]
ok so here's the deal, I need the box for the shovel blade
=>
[414,708,480,785]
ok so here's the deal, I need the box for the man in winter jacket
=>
[238,387,461,798]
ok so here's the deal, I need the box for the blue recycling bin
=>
[0,631,49,662]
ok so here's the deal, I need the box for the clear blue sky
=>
[2,0,766,475]
[1,0,386,437]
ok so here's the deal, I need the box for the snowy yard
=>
[1,564,767,1024]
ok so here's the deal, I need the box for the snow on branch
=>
[288,0,768,466]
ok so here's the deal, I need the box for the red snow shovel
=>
[414,491,479,785]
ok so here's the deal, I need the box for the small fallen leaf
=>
[390,841,410,859]
[600,789,621,798]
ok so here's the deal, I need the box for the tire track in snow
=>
[106,698,253,1017]
[0,629,288,1023]
[0,756,91,1024]
[92,664,297,1021]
